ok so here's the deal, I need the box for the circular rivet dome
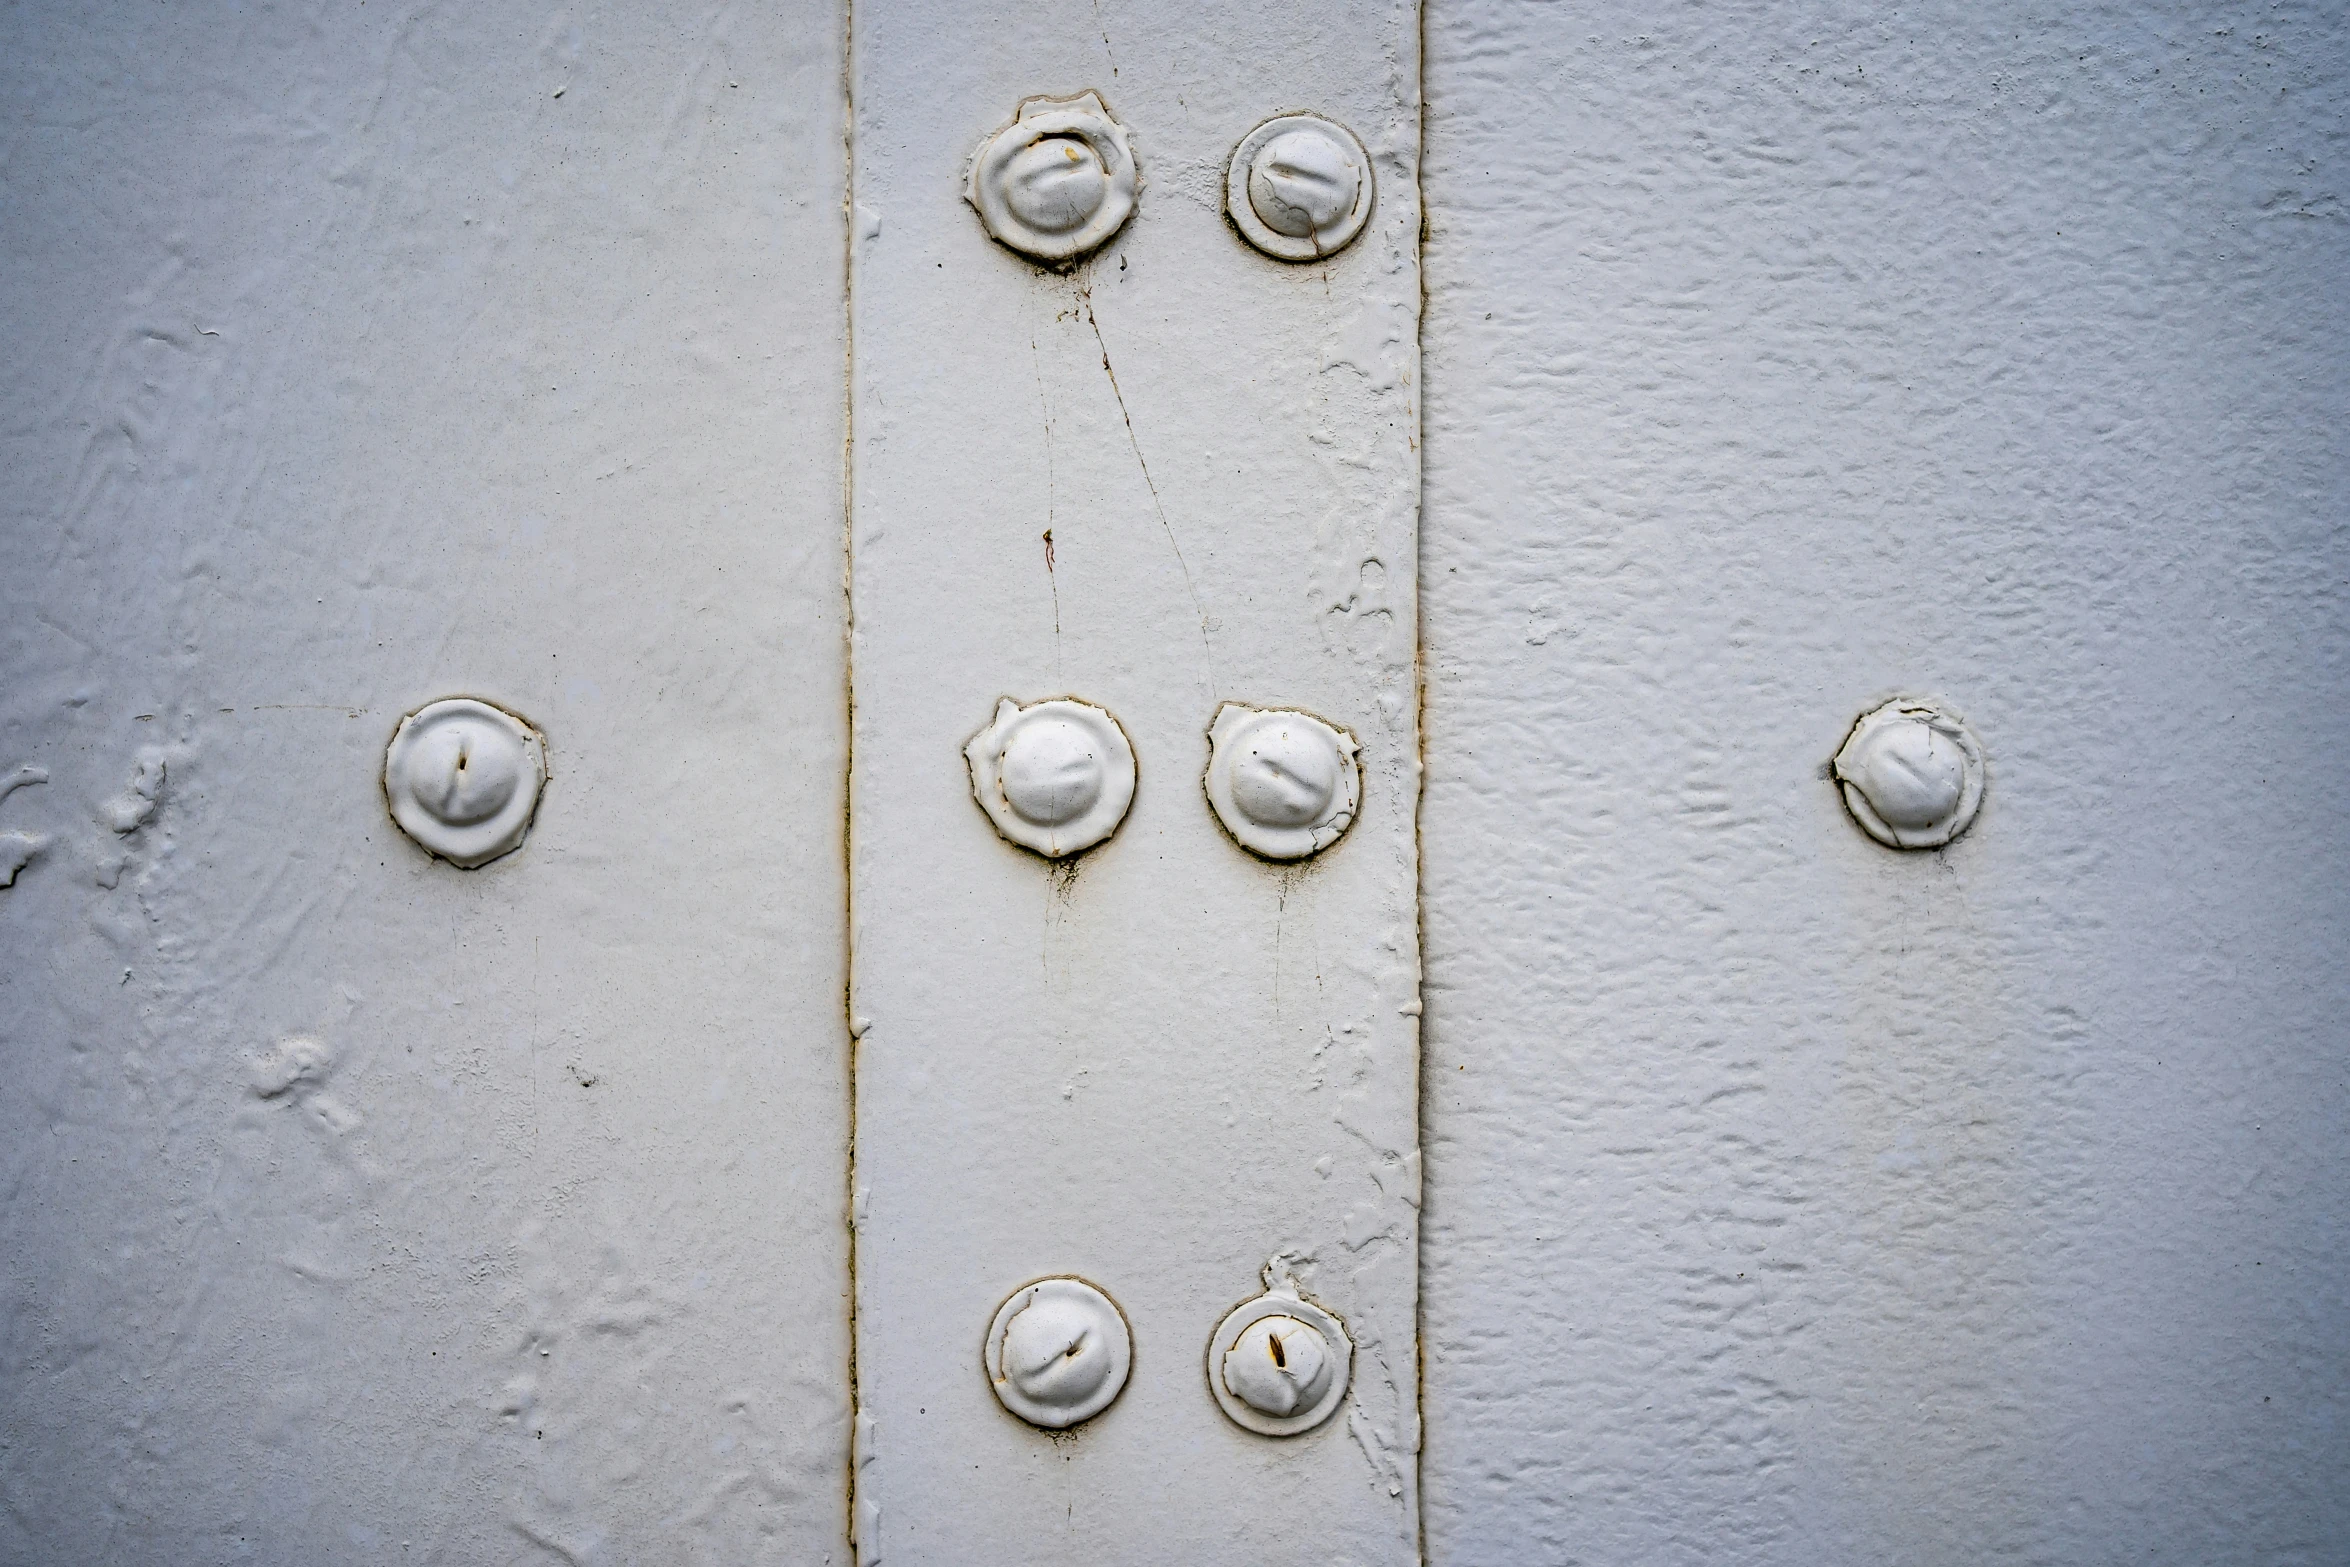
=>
[968,92,1138,264]
[383,698,546,869]
[1204,704,1359,861]
[1003,1294,1117,1407]
[999,715,1108,827]
[1833,699,1986,849]
[1002,137,1109,235]
[1250,129,1360,238]
[1206,1288,1352,1437]
[1229,719,1342,830]
[967,697,1136,858]
[406,719,524,827]
[986,1277,1132,1430]
[1849,722,1965,829]
[1227,114,1374,262]
[1221,1313,1336,1419]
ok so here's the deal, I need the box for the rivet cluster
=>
[963,697,1360,863]
[981,1272,1352,1438]
[967,94,1376,265]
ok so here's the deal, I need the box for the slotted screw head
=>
[967,697,1136,859]
[383,698,546,868]
[1833,699,1985,849]
[968,92,1139,264]
[1207,1287,1351,1436]
[1226,114,1373,261]
[1222,1314,1335,1418]
[985,1277,1132,1430]
[1204,704,1359,861]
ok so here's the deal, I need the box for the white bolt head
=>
[1251,130,1358,237]
[383,698,546,868]
[985,1277,1132,1430]
[968,92,1138,264]
[999,715,1107,827]
[1204,704,1359,861]
[967,697,1136,859]
[1833,699,1986,850]
[1222,1314,1335,1418]
[1002,137,1109,235]
[1226,114,1373,262]
[1207,1290,1351,1436]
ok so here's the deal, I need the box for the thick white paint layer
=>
[6,2,2345,1562]
[0,5,850,1560]
[1420,4,2350,1561]
[848,2,1422,1560]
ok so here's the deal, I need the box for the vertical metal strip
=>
[850,3,1422,1560]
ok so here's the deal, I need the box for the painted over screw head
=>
[383,697,546,868]
[967,92,1138,264]
[1833,699,1985,849]
[1226,114,1374,261]
[986,1277,1133,1430]
[1207,1280,1351,1436]
[967,697,1137,859]
[1204,704,1359,861]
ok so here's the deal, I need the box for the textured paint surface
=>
[848,2,1423,1561]
[0,4,850,1560]
[7,1,2347,1562]
[1419,4,2350,1563]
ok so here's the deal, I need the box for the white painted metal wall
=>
[0,5,852,1560]
[846,3,1422,1560]
[1,2,2344,1563]
[1419,4,2350,1562]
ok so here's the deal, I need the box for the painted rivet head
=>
[968,92,1138,264]
[1226,114,1373,262]
[967,697,1136,859]
[1833,699,1985,850]
[1207,1287,1351,1436]
[985,1277,1133,1430]
[1204,704,1359,861]
[383,698,546,869]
